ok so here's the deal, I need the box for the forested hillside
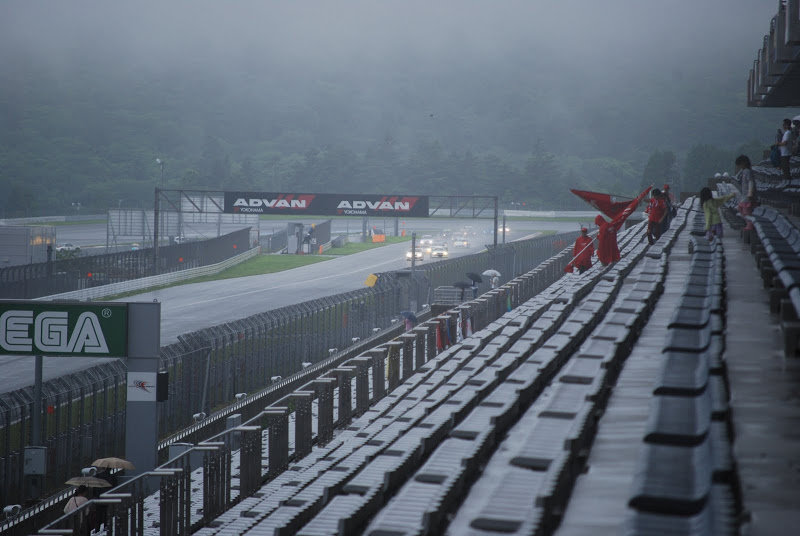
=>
[0,1,786,217]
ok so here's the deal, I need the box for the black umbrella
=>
[400,311,418,324]
[466,272,483,284]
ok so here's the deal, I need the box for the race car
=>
[430,246,448,258]
[406,248,424,262]
[453,238,470,248]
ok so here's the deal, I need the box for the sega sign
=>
[224,192,429,217]
[0,301,128,357]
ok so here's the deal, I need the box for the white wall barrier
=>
[36,246,261,302]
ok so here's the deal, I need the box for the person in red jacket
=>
[645,188,668,245]
[595,214,621,266]
[570,227,594,273]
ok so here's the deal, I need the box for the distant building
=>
[0,225,56,267]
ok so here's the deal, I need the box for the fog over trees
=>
[0,0,784,216]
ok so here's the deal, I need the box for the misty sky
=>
[0,0,786,164]
[0,1,772,79]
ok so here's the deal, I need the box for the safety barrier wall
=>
[0,215,107,225]
[0,231,576,513]
[0,228,252,299]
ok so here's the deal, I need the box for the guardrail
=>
[35,246,261,301]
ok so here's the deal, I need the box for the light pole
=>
[156,158,164,188]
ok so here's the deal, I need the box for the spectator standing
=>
[735,155,757,231]
[64,485,91,535]
[645,189,668,245]
[594,215,620,266]
[660,184,675,235]
[772,119,794,180]
[699,187,736,241]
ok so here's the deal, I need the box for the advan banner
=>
[223,192,429,217]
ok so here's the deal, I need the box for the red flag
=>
[608,186,652,230]
[570,189,633,219]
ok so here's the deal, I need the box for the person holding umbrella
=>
[64,485,91,535]
[400,311,418,331]
[466,272,483,299]
[482,270,501,289]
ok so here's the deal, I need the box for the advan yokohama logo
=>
[232,194,316,213]
[336,196,420,215]
[0,310,110,354]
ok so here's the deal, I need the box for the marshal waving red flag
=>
[570,189,633,220]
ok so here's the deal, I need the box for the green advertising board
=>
[0,301,128,357]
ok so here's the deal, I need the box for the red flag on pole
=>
[570,189,633,219]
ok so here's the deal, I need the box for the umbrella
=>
[794,114,800,122]
[92,457,135,470]
[66,476,112,488]
[482,269,500,278]
[466,272,483,283]
[399,311,418,324]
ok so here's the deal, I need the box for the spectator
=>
[569,227,594,274]
[645,189,668,245]
[772,118,794,180]
[594,215,620,266]
[735,155,757,231]
[793,119,800,156]
[64,485,90,535]
[660,184,675,235]
[735,155,756,199]
[699,187,736,242]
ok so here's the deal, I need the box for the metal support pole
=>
[503,214,507,244]
[493,196,498,247]
[394,217,399,237]
[411,232,417,275]
[32,355,42,446]
[362,217,368,243]
[153,188,160,276]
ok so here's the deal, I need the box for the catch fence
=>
[0,231,578,511]
[0,228,252,299]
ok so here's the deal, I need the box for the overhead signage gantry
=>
[152,189,501,270]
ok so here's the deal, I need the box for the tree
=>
[641,150,678,189]
[681,144,732,192]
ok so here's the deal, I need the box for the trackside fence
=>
[0,228,252,299]
[0,231,578,527]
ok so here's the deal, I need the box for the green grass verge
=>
[102,254,330,299]
[327,235,411,255]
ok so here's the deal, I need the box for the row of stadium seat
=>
[624,206,738,535]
